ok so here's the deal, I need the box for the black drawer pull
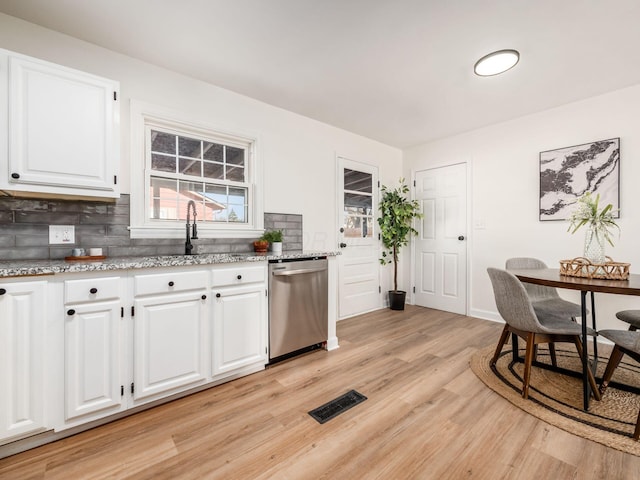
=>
[0,288,6,295]
[201,294,207,300]
[216,293,221,298]
[11,173,20,179]
[67,309,76,316]
[168,281,175,287]
[237,274,242,280]
[90,288,98,294]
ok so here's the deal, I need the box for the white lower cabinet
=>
[1,262,268,447]
[212,284,267,377]
[64,300,124,422]
[133,290,208,403]
[0,280,47,443]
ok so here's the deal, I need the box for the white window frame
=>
[129,100,263,239]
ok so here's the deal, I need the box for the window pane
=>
[203,142,223,162]
[226,146,245,166]
[344,192,372,210]
[151,131,175,154]
[344,169,372,193]
[202,184,249,223]
[178,136,201,158]
[203,161,224,179]
[151,154,176,173]
[179,158,202,176]
[226,165,245,182]
[150,177,178,219]
[343,215,373,238]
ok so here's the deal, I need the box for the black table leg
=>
[581,290,590,410]
[591,291,598,366]
[512,333,519,363]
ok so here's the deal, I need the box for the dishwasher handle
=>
[272,266,327,277]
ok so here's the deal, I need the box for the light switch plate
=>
[49,225,75,244]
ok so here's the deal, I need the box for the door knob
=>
[339,242,347,248]
[458,235,465,241]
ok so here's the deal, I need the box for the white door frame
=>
[410,161,471,314]
[335,154,381,319]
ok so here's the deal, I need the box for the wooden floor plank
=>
[1,305,640,479]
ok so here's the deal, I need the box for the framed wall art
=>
[539,137,620,221]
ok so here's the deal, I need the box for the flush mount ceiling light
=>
[474,49,520,76]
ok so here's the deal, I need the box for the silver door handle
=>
[272,267,327,276]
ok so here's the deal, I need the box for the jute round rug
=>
[470,344,640,455]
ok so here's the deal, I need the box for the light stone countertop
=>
[0,251,340,278]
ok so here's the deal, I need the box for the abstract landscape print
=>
[539,137,620,221]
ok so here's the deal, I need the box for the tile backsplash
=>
[0,194,303,261]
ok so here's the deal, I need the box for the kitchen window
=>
[129,101,263,238]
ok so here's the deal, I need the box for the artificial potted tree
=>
[378,178,423,310]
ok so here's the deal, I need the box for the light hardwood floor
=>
[2,305,640,479]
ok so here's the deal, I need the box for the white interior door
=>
[337,158,380,319]
[414,163,467,314]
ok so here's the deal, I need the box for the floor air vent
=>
[308,390,367,424]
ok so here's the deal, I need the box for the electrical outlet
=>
[49,225,75,244]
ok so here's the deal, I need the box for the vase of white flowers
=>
[568,192,619,264]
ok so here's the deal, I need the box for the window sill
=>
[129,225,263,239]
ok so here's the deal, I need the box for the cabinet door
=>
[64,301,124,422]
[0,281,46,442]
[4,50,119,197]
[212,284,267,377]
[133,291,207,403]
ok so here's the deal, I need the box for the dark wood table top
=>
[509,268,640,296]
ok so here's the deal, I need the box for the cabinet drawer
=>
[211,265,265,287]
[134,270,208,297]
[65,277,121,304]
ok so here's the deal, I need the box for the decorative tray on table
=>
[559,257,630,280]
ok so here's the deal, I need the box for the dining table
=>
[508,268,640,410]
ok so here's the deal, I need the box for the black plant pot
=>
[388,290,406,310]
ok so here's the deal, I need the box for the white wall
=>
[404,83,640,330]
[0,13,402,258]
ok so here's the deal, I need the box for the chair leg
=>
[634,410,640,441]
[573,337,601,401]
[491,325,510,366]
[548,343,557,367]
[599,345,625,396]
[522,333,535,399]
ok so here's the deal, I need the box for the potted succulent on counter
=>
[262,229,283,255]
[378,178,423,310]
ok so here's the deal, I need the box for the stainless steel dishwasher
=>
[268,256,328,362]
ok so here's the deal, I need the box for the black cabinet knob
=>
[67,309,76,316]
[0,288,6,295]
[168,281,174,287]
[11,173,20,179]
[201,294,207,300]
[237,274,242,280]
[339,242,347,248]
[216,293,221,298]
[90,288,98,294]
[458,235,465,241]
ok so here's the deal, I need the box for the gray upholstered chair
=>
[487,267,600,400]
[615,310,640,331]
[506,257,587,366]
[505,257,584,319]
[598,329,640,440]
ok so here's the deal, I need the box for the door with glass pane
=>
[337,157,380,319]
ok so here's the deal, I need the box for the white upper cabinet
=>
[0,49,120,198]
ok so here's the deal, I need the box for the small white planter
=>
[271,242,283,255]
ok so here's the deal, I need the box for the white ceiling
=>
[2,0,640,148]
